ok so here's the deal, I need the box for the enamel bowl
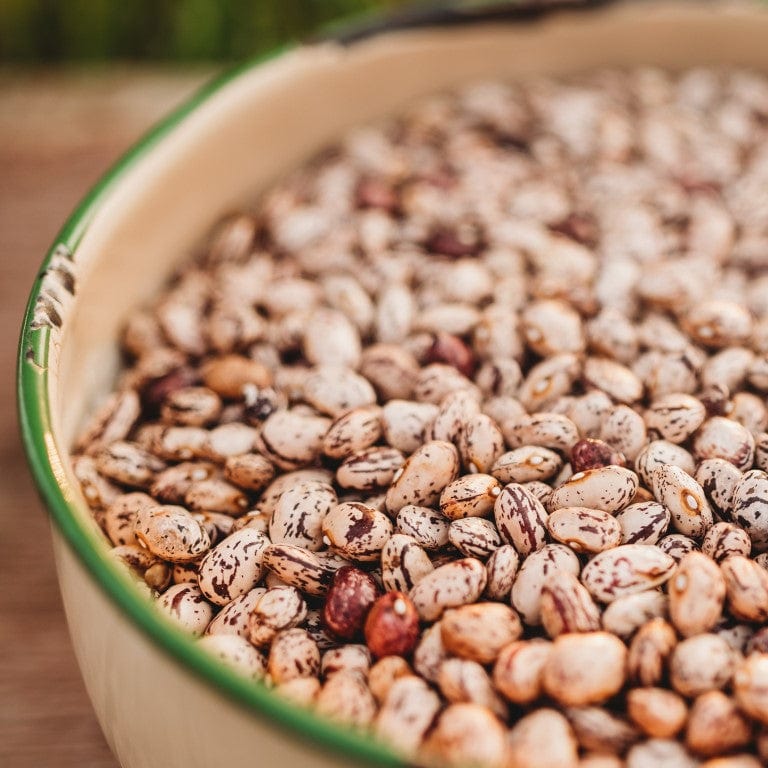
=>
[17,2,768,766]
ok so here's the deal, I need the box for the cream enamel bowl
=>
[17,2,768,766]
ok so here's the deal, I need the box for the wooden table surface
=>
[0,67,214,768]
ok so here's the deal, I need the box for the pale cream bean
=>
[734,653,768,726]
[315,669,376,727]
[424,703,508,768]
[540,571,602,638]
[548,466,639,515]
[273,676,321,708]
[504,412,580,454]
[628,618,678,687]
[627,687,687,739]
[185,477,249,516]
[439,473,500,520]
[302,365,376,417]
[268,628,320,684]
[581,545,676,603]
[482,396,526,431]
[303,308,361,369]
[417,302,481,336]
[458,412,506,474]
[668,552,726,637]
[511,544,580,625]
[702,522,752,562]
[385,440,459,514]
[248,586,308,647]
[380,399,438,454]
[96,440,166,488]
[686,690,752,757]
[205,587,266,637]
[659,533,700,562]
[491,446,563,484]
[320,645,371,679]
[693,416,755,471]
[157,583,213,635]
[374,676,441,759]
[261,545,335,597]
[409,557,487,622]
[616,501,670,546]
[134,505,211,563]
[695,458,742,519]
[202,422,259,461]
[564,706,640,754]
[542,631,628,706]
[730,469,768,551]
[493,483,549,556]
[395,505,450,550]
[701,346,754,391]
[652,464,713,539]
[336,447,406,494]
[492,639,552,704]
[721,555,768,622]
[602,591,668,640]
[508,709,579,768]
[448,518,501,559]
[626,739,698,768]
[322,502,393,562]
[670,634,736,697]
[437,658,507,719]
[635,439,695,488]
[600,404,647,462]
[380,534,433,593]
[484,544,519,601]
[584,356,643,403]
[197,634,267,680]
[522,299,585,356]
[440,603,522,664]
[321,405,382,459]
[255,410,330,471]
[547,506,622,554]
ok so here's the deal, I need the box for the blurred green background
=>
[0,0,408,62]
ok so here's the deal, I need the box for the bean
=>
[668,552,726,637]
[540,571,602,638]
[385,440,459,513]
[134,504,211,562]
[581,545,676,603]
[616,501,670,545]
[197,528,269,606]
[440,473,500,520]
[669,633,736,697]
[157,584,213,635]
[410,558,487,622]
[491,446,563,484]
[542,632,628,706]
[270,480,337,551]
[395,504,450,550]
[448,518,501,559]
[322,502,393,562]
[494,483,549,556]
[248,586,308,647]
[268,628,320,684]
[627,688,687,739]
[440,603,522,664]
[493,639,552,704]
[652,464,713,539]
[197,634,267,679]
[547,506,622,554]
[547,466,639,514]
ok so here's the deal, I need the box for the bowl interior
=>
[19,0,768,764]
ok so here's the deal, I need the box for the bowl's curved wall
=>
[19,3,768,767]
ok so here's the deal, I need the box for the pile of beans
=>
[73,67,768,767]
